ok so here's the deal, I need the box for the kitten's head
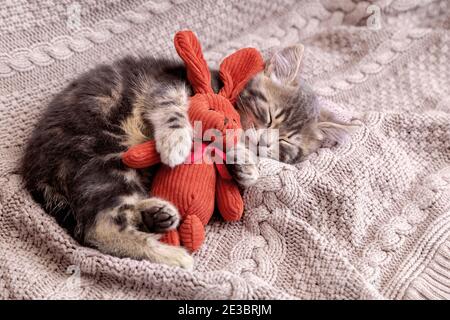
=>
[236,45,353,163]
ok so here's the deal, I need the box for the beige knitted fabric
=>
[1,0,449,299]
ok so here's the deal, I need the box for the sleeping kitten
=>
[21,46,352,269]
[235,45,354,165]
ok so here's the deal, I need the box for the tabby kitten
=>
[21,45,352,269]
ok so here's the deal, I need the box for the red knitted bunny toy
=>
[122,31,264,251]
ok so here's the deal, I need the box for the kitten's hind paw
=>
[149,243,194,270]
[138,198,180,233]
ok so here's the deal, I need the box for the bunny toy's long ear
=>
[218,48,265,104]
[174,31,213,95]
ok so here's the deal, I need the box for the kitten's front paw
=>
[156,127,193,167]
[227,143,259,187]
[231,163,260,187]
[139,199,180,233]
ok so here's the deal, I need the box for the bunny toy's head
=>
[174,31,264,148]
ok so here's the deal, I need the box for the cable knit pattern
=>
[0,0,191,77]
[1,0,449,299]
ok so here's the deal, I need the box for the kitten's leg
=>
[145,85,193,167]
[84,195,193,269]
[71,161,193,269]
[227,143,260,187]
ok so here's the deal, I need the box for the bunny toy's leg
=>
[216,176,244,221]
[178,215,205,252]
[160,229,181,246]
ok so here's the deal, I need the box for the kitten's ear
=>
[316,122,354,145]
[265,44,304,85]
[316,107,359,144]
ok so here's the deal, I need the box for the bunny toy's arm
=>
[215,174,244,221]
[122,140,161,169]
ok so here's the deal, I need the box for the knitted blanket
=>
[1,0,449,299]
